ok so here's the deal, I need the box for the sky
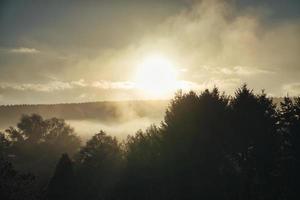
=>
[0,0,300,104]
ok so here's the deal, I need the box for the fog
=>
[67,117,162,142]
[0,100,168,142]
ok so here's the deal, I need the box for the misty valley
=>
[0,100,167,140]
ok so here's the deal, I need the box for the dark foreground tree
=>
[74,131,123,199]
[46,153,75,200]
[0,156,36,200]
[115,86,290,200]
[119,125,163,199]
[161,88,230,199]
[229,85,280,199]
[3,114,81,184]
[278,97,300,199]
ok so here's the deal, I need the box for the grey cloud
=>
[0,0,299,103]
[137,0,300,95]
[0,80,137,92]
[50,0,300,97]
[201,65,274,76]
[10,47,40,54]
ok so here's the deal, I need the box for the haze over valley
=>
[0,100,168,140]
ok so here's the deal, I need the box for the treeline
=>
[0,100,167,128]
[0,85,299,200]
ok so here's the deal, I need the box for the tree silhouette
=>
[46,153,75,200]
[0,156,36,200]
[160,88,230,199]
[16,114,46,143]
[75,131,122,199]
[121,125,163,199]
[278,97,300,199]
[230,85,279,199]
[0,132,10,155]
[3,114,80,188]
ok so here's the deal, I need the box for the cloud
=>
[72,0,299,97]
[225,66,273,76]
[0,81,72,92]
[0,0,299,103]
[92,81,135,90]
[203,66,274,76]
[10,47,40,54]
[169,0,298,69]
[0,80,138,92]
[282,83,300,96]
[0,79,202,93]
[131,0,299,95]
[71,79,88,87]
[193,78,242,94]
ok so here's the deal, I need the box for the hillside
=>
[0,100,169,138]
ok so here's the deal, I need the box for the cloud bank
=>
[0,0,299,104]
[10,47,40,54]
[68,0,299,96]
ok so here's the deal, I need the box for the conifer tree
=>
[46,153,75,200]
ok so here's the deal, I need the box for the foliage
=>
[74,131,123,199]
[0,156,37,200]
[1,114,81,187]
[46,153,75,200]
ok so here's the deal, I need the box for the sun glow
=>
[135,54,179,97]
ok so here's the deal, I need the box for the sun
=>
[135,54,179,97]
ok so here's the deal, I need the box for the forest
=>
[0,85,299,200]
